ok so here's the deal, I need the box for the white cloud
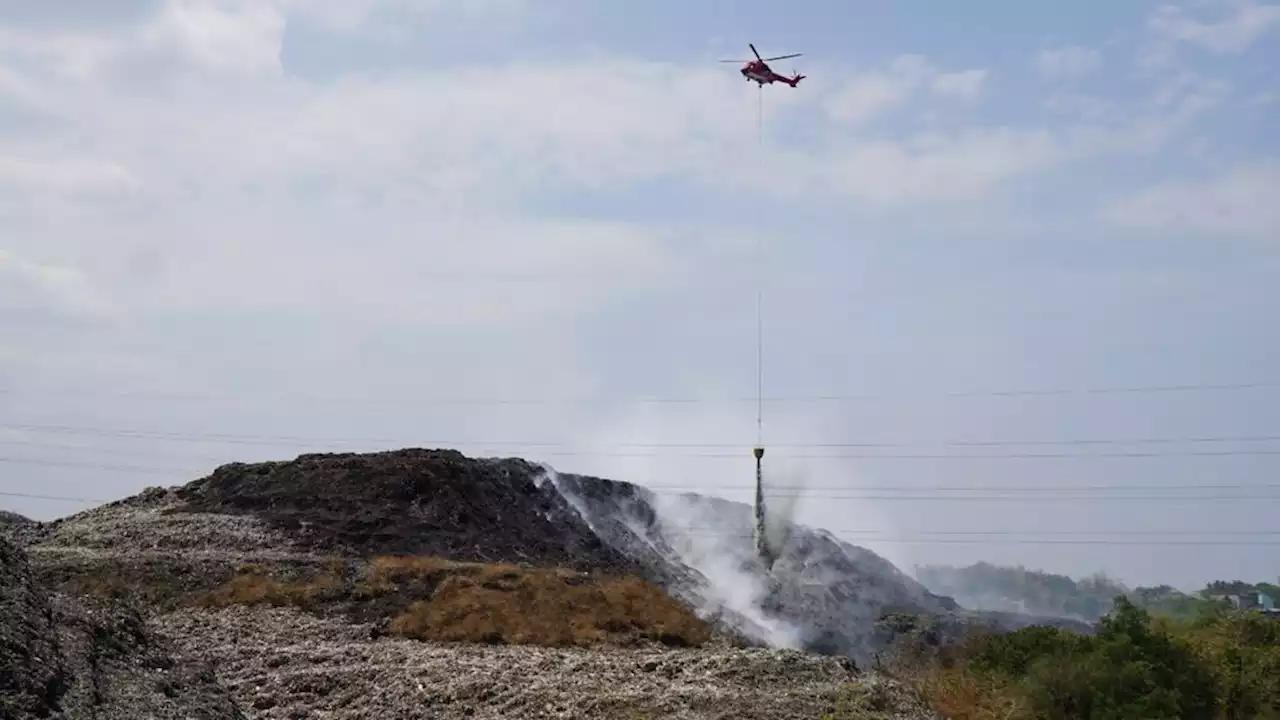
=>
[824,71,914,126]
[0,153,139,197]
[1149,0,1280,54]
[823,55,987,126]
[140,0,286,76]
[1035,45,1103,80]
[88,207,680,327]
[0,0,1243,323]
[794,65,1223,205]
[0,1,1224,218]
[280,0,526,35]
[930,69,988,101]
[1103,161,1280,240]
[819,128,1066,204]
[0,28,118,80]
[0,249,118,320]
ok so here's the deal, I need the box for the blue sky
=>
[1,0,1278,591]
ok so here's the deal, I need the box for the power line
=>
[4,457,1280,501]
[646,481,1280,492]
[10,438,1280,458]
[1,490,1277,545]
[0,456,188,474]
[1,487,1274,541]
[2,379,1277,406]
[8,442,1280,493]
[1,490,99,503]
[674,534,1280,546]
[10,440,1280,491]
[7,422,1280,454]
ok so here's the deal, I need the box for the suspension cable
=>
[755,83,764,448]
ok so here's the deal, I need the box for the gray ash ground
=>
[152,604,936,720]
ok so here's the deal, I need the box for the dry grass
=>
[905,666,1023,720]
[196,560,347,610]
[390,569,710,647]
[196,555,712,649]
[197,571,341,609]
[879,635,1025,720]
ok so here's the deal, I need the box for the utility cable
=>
[8,426,1280,456]
[3,489,1278,545]
[3,380,1278,406]
[9,422,1280,449]
[4,457,1280,501]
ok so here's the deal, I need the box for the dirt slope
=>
[0,535,244,720]
[0,509,42,547]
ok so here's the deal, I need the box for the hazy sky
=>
[1,0,1277,591]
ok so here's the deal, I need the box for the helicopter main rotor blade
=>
[749,43,762,61]
[718,59,749,63]
[763,53,802,61]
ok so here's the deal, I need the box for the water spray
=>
[754,444,775,569]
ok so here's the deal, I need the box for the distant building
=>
[1207,593,1242,608]
[1206,590,1275,612]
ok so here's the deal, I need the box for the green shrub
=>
[906,595,1278,720]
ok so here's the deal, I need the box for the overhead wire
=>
[8,437,1280,489]
[3,379,1277,407]
[3,490,1278,545]
[4,456,1280,501]
[8,430,1280,459]
[0,486,1273,537]
[10,422,1280,452]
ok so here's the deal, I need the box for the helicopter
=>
[720,43,805,87]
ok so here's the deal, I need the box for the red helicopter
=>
[720,43,805,87]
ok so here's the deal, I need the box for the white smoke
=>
[549,398,919,652]
[650,490,805,649]
[538,455,806,649]
[535,463,600,535]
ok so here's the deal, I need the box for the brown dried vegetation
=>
[196,554,712,649]
[904,666,1022,720]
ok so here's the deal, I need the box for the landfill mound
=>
[0,535,244,720]
[173,449,636,571]
[159,450,971,662]
[8,446,1095,718]
[9,446,952,719]
[26,449,1072,664]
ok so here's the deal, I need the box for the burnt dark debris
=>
[173,448,638,572]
